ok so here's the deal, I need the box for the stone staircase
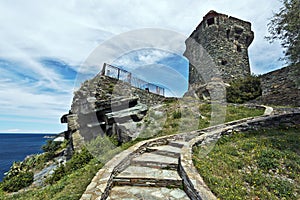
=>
[107,140,190,199]
[81,109,300,200]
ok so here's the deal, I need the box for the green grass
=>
[199,103,264,127]
[0,136,145,200]
[0,158,103,200]
[0,102,265,199]
[193,127,300,200]
[140,102,264,139]
[224,104,264,122]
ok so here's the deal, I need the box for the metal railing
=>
[100,63,165,96]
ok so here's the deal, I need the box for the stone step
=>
[113,166,182,187]
[108,186,190,200]
[147,145,181,158]
[168,140,188,148]
[131,153,178,170]
[105,103,147,120]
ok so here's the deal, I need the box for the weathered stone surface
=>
[62,73,167,148]
[131,153,178,170]
[256,64,300,106]
[108,186,190,200]
[72,130,85,151]
[67,114,79,131]
[185,10,254,89]
[105,103,147,123]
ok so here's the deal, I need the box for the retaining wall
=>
[180,112,300,199]
[81,111,300,200]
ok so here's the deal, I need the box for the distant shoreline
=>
[0,133,51,182]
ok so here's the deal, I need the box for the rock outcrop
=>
[61,72,165,152]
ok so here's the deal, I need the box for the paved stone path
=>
[107,140,190,199]
[81,105,300,200]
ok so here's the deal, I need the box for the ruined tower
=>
[184,10,254,90]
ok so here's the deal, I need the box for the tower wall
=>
[184,11,254,87]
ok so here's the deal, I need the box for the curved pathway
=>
[81,106,300,200]
[108,140,190,199]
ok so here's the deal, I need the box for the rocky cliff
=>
[61,73,166,153]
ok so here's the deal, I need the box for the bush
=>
[226,75,262,103]
[86,135,121,163]
[65,148,93,172]
[2,171,34,192]
[46,165,66,185]
[42,140,61,153]
[46,147,93,184]
[172,110,181,119]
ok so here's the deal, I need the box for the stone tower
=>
[184,10,254,90]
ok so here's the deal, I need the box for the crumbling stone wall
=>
[257,64,300,106]
[184,10,254,88]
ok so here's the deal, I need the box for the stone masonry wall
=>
[257,64,300,106]
[180,112,300,200]
[184,10,254,88]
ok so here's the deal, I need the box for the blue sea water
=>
[0,133,55,182]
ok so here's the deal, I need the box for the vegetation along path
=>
[81,106,299,200]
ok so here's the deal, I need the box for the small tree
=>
[226,75,262,103]
[42,140,61,153]
[2,171,34,192]
[266,0,300,64]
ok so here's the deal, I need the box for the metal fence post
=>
[101,63,106,75]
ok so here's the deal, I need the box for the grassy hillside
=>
[193,127,300,200]
[0,101,265,200]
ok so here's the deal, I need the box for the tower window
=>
[234,26,244,34]
[226,29,230,40]
[221,60,228,65]
[246,36,251,45]
[207,18,215,26]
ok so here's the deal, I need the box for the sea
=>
[0,133,55,182]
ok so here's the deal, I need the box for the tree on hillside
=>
[266,0,300,64]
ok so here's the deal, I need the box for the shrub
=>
[46,147,93,184]
[2,171,34,192]
[226,75,262,103]
[45,165,66,185]
[172,110,182,119]
[42,140,61,153]
[65,148,93,172]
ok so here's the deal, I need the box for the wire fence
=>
[100,63,165,96]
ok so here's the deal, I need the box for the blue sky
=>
[0,0,285,133]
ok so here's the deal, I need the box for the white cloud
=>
[0,0,285,72]
[113,49,172,69]
[0,79,72,118]
[0,0,286,132]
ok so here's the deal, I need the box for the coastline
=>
[0,133,56,182]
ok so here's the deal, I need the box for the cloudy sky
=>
[0,0,285,133]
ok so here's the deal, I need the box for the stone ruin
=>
[184,10,254,99]
[61,10,299,157]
